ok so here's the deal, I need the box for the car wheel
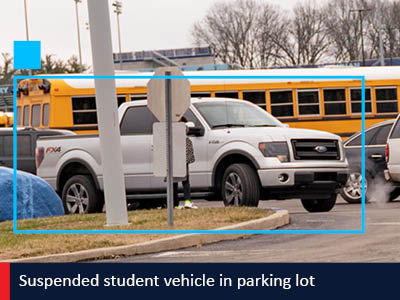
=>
[340,171,366,204]
[62,175,102,214]
[301,193,337,213]
[222,163,260,207]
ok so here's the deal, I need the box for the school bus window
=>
[350,88,372,114]
[17,106,22,126]
[73,111,97,125]
[215,91,239,99]
[23,105,30,126]
[72,96,97,125]
[117,96,126,107]
[297,90,320,116]
[270,90,294,117]
[243,91,266,108]
[191,92,211,98]
[130,94,147,101]
[31,104,41,127]
[324,89,346,115]
[375,87,398,113]
[43,104,50,126]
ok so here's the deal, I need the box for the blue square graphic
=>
[13,41,41,70]
[13,75,366,235]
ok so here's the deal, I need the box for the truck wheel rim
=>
[66,183,89,214]
[343,172,365,200]
[224,172,243,206]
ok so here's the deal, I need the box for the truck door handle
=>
[370,154,383,159]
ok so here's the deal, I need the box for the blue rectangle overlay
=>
[13,41,41,70]
[13,75,366,234]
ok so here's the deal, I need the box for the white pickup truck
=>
[36,98,348,214]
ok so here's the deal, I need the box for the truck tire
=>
[62,175,103,214]
[301,193,337,212]
[221,163,260,207]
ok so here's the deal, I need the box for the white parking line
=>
[306,219,336,223]
[153,251,235,258]
[153,249,298,258]
[370,222,400,226]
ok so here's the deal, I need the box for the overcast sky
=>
[0,0,326,65]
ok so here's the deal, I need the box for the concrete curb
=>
[6,209,289,263]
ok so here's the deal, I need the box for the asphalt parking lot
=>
[103,195,400,262]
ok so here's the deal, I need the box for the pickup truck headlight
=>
[258,142,290,162]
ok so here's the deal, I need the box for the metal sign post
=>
[87,0,128,226]
[147,67,190,227]
[165,72,174,226]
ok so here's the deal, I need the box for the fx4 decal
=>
[46,146,61,153]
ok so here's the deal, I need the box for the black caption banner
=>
[10,263,400,300]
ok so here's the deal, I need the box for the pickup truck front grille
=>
[291,139,340,160]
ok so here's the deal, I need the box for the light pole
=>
[112,1,123,70]
[23,0,29,41]
[377,0,385,66]
[73,0,83,73]
[351,8,372,66]
[23,0,32,75]
[87,0,128,226]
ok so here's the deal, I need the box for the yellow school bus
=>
[0,111,13,127]
[16,66,400,137]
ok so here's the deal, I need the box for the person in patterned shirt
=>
[174,116,198,209]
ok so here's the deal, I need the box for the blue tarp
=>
[0,167,64,221]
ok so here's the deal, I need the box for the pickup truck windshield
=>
[194,101,283,129]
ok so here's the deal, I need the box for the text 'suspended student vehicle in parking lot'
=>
[36,98,349,214]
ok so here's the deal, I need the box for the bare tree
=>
[0,53,89,84]
[364,0,383,60]
[0,53,16,84]
[357,0,400,65]
[40,54,68,74]
[191,0,334,68]
[323,0,372,63]
[382,2,400,58]
[191,0,281,68]
[271,1,329,66]
[66,55,88,73]
[255,3,285,67]
[389,1,400,58]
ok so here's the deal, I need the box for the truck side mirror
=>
[188,126,205,137]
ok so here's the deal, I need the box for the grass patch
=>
[0,207,273,260]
